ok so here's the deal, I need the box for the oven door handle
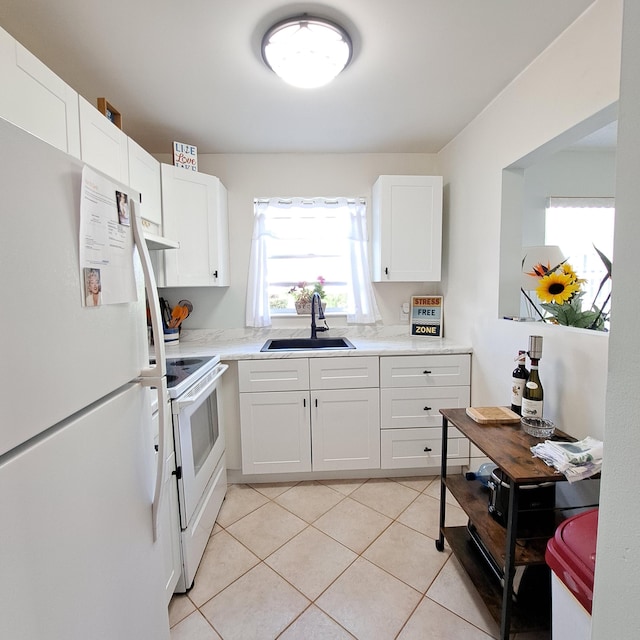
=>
[175,364,229,410]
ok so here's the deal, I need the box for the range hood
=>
[144,232,179,250]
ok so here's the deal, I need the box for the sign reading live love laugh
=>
[173,141,198,171]
[410,295,443,337]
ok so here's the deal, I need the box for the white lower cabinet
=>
[380,386,470,429]
[239,357,380,475]
[380,354,471,469]
[238,353,471,476]
[381,427,469,469]
[311,388,380,471]
[240,390,311,474]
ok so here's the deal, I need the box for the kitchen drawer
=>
[381,427,469,469]
[380,354,470,388]
[380,386,470,428]
[238,359,309,392]
[309,356,379,390]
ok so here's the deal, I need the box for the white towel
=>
[531,437,603,483]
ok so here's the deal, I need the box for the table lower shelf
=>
[445,474,555,566]
[442,526,550,634]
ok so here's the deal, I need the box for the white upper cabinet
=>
[161,164,229,287]
[128,137,162,227]
[0,26,80,157]
[78,95,129,183]
[372,175,443,282]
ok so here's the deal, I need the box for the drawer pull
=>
[423,446,433,452]
[423,406,432,411]
[423,370,432,375]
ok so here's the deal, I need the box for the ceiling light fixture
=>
[261,15,352,89]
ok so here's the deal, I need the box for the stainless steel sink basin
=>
[260,337,356,352]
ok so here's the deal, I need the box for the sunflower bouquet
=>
[525,248,611,331]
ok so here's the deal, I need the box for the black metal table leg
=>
[500,478,520,640]
[435,415,449,552]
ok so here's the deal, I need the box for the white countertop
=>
[163,326,472,361]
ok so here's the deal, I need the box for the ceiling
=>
[0,0,596,155]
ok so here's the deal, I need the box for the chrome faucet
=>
[310,292,329,339]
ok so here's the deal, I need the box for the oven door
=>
[172,363,228,529]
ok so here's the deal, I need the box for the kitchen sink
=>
[260,337,356,351]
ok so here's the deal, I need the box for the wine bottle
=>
[510,350,529,415]
[521,336,544,418]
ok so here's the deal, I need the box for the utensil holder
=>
[164,328,179,343]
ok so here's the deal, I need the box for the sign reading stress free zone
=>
[410,296,443,337]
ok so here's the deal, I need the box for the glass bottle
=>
[510,350,529,415]
[521,357,544,418]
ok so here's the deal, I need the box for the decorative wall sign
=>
[173,141,198,171]
[410,295,443,337]
[96,98,122,129]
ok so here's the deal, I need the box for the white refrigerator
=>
[0,117,171,639]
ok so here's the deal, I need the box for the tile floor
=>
[168,476,550,640]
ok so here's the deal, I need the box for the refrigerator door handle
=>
[131,198,166,378]
[140,376,169,542]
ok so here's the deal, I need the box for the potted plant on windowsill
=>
[289,276,327,315]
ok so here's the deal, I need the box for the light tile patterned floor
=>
[169,476,550,640]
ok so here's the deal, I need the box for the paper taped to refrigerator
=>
[80,166,137,306]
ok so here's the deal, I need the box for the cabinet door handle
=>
[423,370,432,375]
[315,398,318,408]
[423,406,432,411]
[303,398,306,407]
[384,267,389,275]
[212,270,218,278]
[423,446,432,452]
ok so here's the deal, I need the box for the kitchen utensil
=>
[168,305,189,328]
[158,297,171,328]
[177,299,193,317]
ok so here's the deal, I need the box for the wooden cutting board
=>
[465,406,521,425]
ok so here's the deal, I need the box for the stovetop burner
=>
[166,357,211,379]
[150,354,221,397]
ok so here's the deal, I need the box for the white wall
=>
[437,0,622,443]
[592,0,640,636]
[155,152,440,328]
[522,148,617,245]
[437,0,638,635]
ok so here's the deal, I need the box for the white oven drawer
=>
[178,456,226,591]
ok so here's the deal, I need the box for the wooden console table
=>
[436,408,595,640]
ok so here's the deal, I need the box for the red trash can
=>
[545,508,598,639]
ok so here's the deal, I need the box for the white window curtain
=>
[245,197,381,327]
